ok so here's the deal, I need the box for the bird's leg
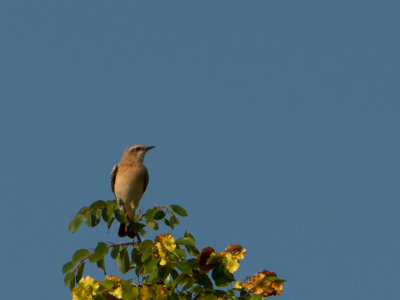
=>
[126,221,141,242]
[117,199,128,237]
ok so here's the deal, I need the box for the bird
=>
[110,144,155,239]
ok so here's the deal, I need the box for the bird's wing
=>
[110,164,118,194]
[143,167,149,193]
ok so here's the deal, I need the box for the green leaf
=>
[187,258,199,268]
[117,247,130,274]
[64,272,74,287]
[111,245,120,259]
[133,213,141,222]
[168,212,179,229]
[170,205,188,217]
[77,206,90,215]
[182,280,193,291]
[72,249,89,264]
[135,265,144,278]
[211,263,234,287]
[106,218,114,230]
[62,261,74,274]
[68,214,84,233]
[90,200,107,209]
[157,266,170,282]
[192,286,204,293]
[115,209,125,223]
[85,209,101,227]
[154,210,166,220]
[102,206,114,223]
[93,295,107,300]
[75,262,85,284]
[166,293,179,300]
[138,240,154,252]
[98,280,115,292]
[144,207,159,222]
[205,294,217,300]
[176,261,192,275]
[175,237,195,248]
[172,248,187,260]
[137,222,147,235]
[85,212,93,227]
[184,231,195,240]
[186,245,200,256]
[170,268,179,280]
[147,221,159,230]
[122,285,139,300]
[131,247,142,266]
[106,200,118,209]
[141,248,155,263]
[169,273,187,290]
[176,237,199,256]
[97,258,106,275]
[143,257,160,274]
[197,273,213,290]
[144,268,158,283]
[248,295,263,300]
[164,218,171,227]
[90,242,109,263]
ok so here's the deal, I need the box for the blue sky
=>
[1,1,399,299]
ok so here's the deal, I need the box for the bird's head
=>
[122,144,155,163]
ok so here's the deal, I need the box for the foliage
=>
[63,200,285,299]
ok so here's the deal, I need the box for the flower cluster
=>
[71,276,99,300]
[236,270,284,297]
[199,244,247,273]
[66,202,285,299]
[72,276,139,300]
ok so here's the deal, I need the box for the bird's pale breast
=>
[114,163,146,219]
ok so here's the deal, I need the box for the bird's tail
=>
[118,222,136,239]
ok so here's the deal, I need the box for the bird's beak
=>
[145,146,156,151]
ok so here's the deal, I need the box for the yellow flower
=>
[104,275,123,298]
[157,234,176,251]
[155,242,168,266]
[71,276,99,300]
[109,286,123,298]
[207,250,240,273]
[234,281,243,289]
[222,252,240,273]
[155,234,176,265]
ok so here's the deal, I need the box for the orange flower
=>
[242,270,283,297]
[225,244,247,260]
[224,244,243,252]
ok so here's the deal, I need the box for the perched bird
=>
[110,144,155,239]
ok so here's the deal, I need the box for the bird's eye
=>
[134,147,141,151]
